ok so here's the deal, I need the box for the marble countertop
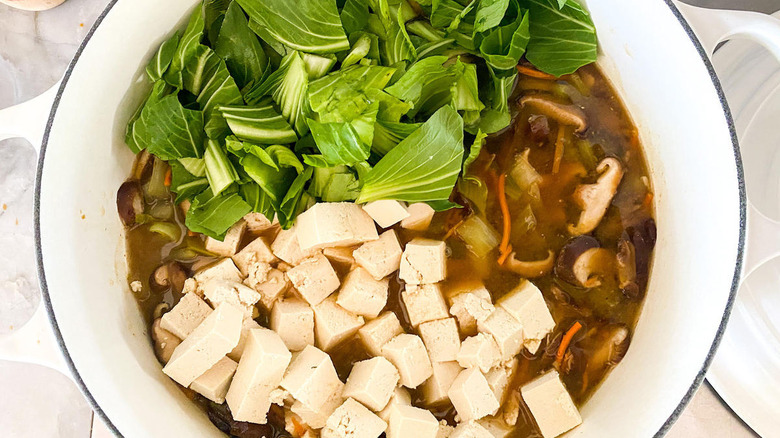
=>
[0,0,769,436]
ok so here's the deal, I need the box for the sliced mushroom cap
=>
[151,318,180,365]
[555,236,614,288]
[586,324,630,375]
[520,95,588,133]
[151,262,188,295]
[117,181,144,226]
[568,157,624,236]
[502,250,555,278]
[616,236,640,299]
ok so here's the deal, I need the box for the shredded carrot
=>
[291,417,306,437]
[497,174,512,258]
[443,218,465,241]
[642,192,654,209]
[517,65,558,80]
[164,168,172,187]
[187,230,196,237]
[552,125,565,174]
[555,321,583,366]
[497,245,512,265]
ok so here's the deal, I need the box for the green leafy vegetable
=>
[185,190,252,239]
[474,0,510,33]
[132,94,206,160]
[165,7,205,88]
[341,0,370,34]
[220,102,298,144]
[478,5,530,72]
[273,51,313,135]
[371,120,420,156]
[308,119,371,165]
[240,183,275,219]
[204,138,240,195]
[146,33,180,81]
[214,2,268,89]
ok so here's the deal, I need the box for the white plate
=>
[708,14,780,438]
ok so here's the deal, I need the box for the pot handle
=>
[0,81,60,150]
[676,2,780,280]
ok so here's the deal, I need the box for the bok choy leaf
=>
[220,102,297,144]
[185,189,252,239]
[214,2,268,90]
[132,94,206,160]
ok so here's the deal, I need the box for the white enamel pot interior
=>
[30,0,744,437]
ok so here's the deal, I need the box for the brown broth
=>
[123,64,655,438]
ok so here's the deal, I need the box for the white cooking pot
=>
[0,0,778,436]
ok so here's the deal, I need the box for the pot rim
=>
[31,1,747,436]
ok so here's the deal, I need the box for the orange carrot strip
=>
[555,321,583,366]
[497,174,511,256]
[498,245,512,265]
[552,125,565,174]
[517,65,558,80]
[164,168,172,187]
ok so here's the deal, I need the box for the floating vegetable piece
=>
[568,157,624,235]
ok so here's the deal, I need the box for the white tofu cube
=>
[353,230,403,280]
[386,405,439,438]
[399,238,447,285]
[191,356,237,404]
[449,421,493,438]
[520,370,582,438]
[201,280,262,317]
[457,333,501,373]
[485,359,518,404]
[271,297,315,351]
[281,345,344,412]
[288,254,341,306]
[358,312,404,357]
[362,200,410,228]
[381,334,432,388]
[296,203,380,251]
[272,228,319,265]
[478,308,525,362]
[449,285,494,335]
[402,284,449,327]
[242,261,272,291]
[322,398,388,438]
[437,421,455,438]
[421,361,463,406]
[401,203,435,231]
[205,220,247,257]
[292,387,344,429]
[228,317,262,361]
[194,258,243,284]
[248,268,289,309]
[226,328,292,423]
[476,417,513,438]
[160,292,213,340]
[313,296,365,351]
[232,236,276,276]
[243,212,277,233]
[337,267,389,318]
[343,357,400,411]
[378,387,412,422]
[324,246,357,269]
[419,317,461,362]
[498,281,555,354]
[448,368,500,422]
[163,303,243,387]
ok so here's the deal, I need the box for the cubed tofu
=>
[324,246,357,269]
[322,398,388,438]
[476,417,513,438]
[362,200,410,228]
[399,238,447,285]
[160,292,213,340]
[233,236,276,276]
[272,228,319,265]
[421,361,462,406]
[242,261,272,291]
[419,318,461,362]
[400,203,435,231]
[343,357,400,411]
[358,312,404,357]
[402,284,449,327]
[292,387,345,429]
[381,334,432,388]
[194,258,243,284]
[378,387,412,422]
[226,328,292,423]
[386,405,439,438]
[448,368,500,422]
[201,280,262,317]
[271,297,315,351]
[313,296,365,351]
[249,268,290,309]
[281,345,344,412]
[498,281,555,354]
[163,303,243,387]
[478,308,525,362]
[205,220,247,257]
[484,359,518,404]
[228,317,262,361]
[353,230,403,280]
[191,356,237,404]
[449,286,494,335]
[521,370,582,438]
[337,267,389,318]
[296,203,380,251]
[288,254,341,306]
[437,421,455,438]
[449,421,493,438]
[457,333,501,373]
[243,212,277,233]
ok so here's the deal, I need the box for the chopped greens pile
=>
[125,0,597,239]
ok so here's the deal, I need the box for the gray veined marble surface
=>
[0,0,772,436]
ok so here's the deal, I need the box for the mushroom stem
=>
[520,95,588,133]
[502,250,555,278]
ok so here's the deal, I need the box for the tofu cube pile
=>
[152,204,582,438]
